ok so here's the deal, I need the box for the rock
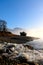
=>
[38,60,43,65]
[23,44,34,50]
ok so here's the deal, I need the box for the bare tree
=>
[0,20,7,31]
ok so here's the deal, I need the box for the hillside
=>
[0,31,16,37]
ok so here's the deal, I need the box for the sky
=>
[0,0,43,29]
[0,0,43,38]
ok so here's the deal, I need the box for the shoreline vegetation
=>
[0,31,39,43]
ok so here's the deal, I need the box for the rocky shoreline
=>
[0,43,43,65]
[0,55,41,65]
[0,54,43,65]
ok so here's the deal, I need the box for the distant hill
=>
[8,27,26,35]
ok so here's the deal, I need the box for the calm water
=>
[27,39,43,50]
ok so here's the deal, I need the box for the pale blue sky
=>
[0,0,43,29]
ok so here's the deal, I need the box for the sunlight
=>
[26,28,43,38]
